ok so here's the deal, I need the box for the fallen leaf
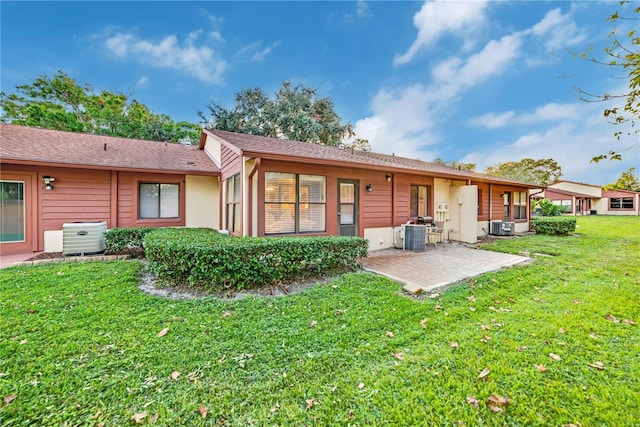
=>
[170,370,180,380]
[357,382,365,389]
[587,361,606,370]
[589,333,601,339]
[420,318,428,328]
[535,364,547,373]
[132,411,147,423]
[558,328,566,334]
[3,394,16,404]
[19,339,27,345]
[469,307,476,312]
[434,304,442,311]
[222,311,231,317]
[305,398,317,411]
[606,314,619,323]
[533,298,542,302]
[198,404,209,418]
[516,346,528,352]
[218,354,227,364]
[335,310,343,316]
[393,352,404,360]
[386,331,394,338]
[572,299,580,304]
[481,324,490,331]
[157,327,169,338]
[549,353,562,361]
[507,297,516,303]
[558,341,568,347]
[310,320,318,328]
[187,372,199,382]
[477,367,490,379]
[623,319,636,325]
[486,394,511,413]
[150,414,158,423]
[331,285,338,289]
[468,296,476,302]
[348,410,355,420]
[480,335,491,343]
[450,341,459,348]
[494,300,501,305]
[466,396,479,408]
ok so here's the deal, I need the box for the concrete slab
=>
[361,245,530,294]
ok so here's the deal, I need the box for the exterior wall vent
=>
[62,221,107,256]
[490,221,515,236]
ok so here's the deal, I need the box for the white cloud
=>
[394,0,488,66]
[469,103,580,129]
[356,0,370,18]
[136,76,149,87]
[104,31,227,85]
[468,111,516,129]
[251,42,281,62]
[530,7,586,52]
[460,101,638,184]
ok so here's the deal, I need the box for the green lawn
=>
[1,216,638,426]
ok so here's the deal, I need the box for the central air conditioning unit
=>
[63,221,107,256]
[403,224,427,251]
[490,221,515,236]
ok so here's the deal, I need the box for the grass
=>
[1,216,638,426]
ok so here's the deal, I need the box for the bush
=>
[144,228,369,291]
[530,217,577,235]
[104,227,156,256]
[536,199,565,216]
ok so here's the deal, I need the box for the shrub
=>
[530,217,577,235]
[144,228,369,291]
[104,227,156,256]
[536,199,565,216]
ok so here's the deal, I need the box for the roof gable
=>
[1,124,219,175]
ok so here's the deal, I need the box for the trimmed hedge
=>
[104,227,156,256]
[144,228,369,291]
[530,217,577,235]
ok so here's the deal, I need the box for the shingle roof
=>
[1,124,219,175]
[541,188,601,198]
[205,129,541,188]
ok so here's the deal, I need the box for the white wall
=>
[44,230,63,253]
[185,175,219,228]
[550,182,601,198]
[448,185,478,243]
[364,227,395,251]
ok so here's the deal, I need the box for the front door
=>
[338,179,358,236]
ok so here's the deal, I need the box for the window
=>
[139,183,179,219]
[514,191,527,220]
[610,197,634,209]
[477,189,483,216]
[226,174,241,233]
[1,181,25,242]
[552,199,573,213]
[264,172,326,234]
[410,185,429,217]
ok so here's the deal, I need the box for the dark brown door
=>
[338,179,358,236]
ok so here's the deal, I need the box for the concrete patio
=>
[361,245,530,295]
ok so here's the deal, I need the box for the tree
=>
[433,158,476,171]
[0,71,200,143]
[605,167,640,191]
[576,1,640,162]
[200,81,355,146]
[485,158,562,186]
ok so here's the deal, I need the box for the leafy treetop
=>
[200,81,358,147]
[0,71,200,143]
[485,158,562,186]
[605,167,640,191]
[433,158,476,171]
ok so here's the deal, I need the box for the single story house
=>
[0,124,219,254]
[534,180,639,216]
[199,129,541,249]
[1,124,541,255]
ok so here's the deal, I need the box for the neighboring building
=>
[1,124,542,255]
[535,180,640,216]
[200,129,542,250]
[0,124,220,254]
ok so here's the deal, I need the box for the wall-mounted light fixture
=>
[42,176,55,190]
[385,174,392,182]
[366,184,373,192]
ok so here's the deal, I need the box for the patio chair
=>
[428,221,444,247]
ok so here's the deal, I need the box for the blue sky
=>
[2,1,639,185]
